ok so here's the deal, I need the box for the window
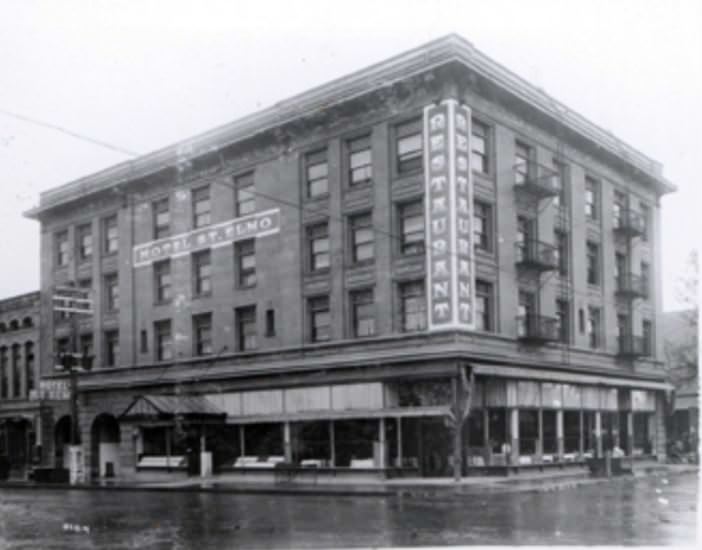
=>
[475,280,494,332]
[349,212,374,263]
[103,215,118,254]
[514,142,531,184]
[552,160,567,208]
[193,313,213,356]
[192,186,211,228]
[0,347,7,398]
[396,118,423,174]
[265,309,275,337]
[400,280,426,332]
[155,320,173,361]
[613,190,626,228]
[308,296,330,342]
[642,320,653,356]
[11,344,20,397]
[153,198,170,239]
[235,172,256,217]
[639,203,650,241]
[516,216,535,262]
[305,149,329,198]
[104,330,119,367]
[77,223,92,261]
[193,250,212,296]
[554,230,568,276]
[348,135,372,186]
[556,299,570,344]
[237,306,257,351]
[471,120,489,174]
[307,223,330,272]
[640,261,650,299]
[154,260,172,303]
[616,313,630,341]
[351,288,375,337]
[585,177,599,220]
[236,239,256,287]
[517,290,536,337]
[615,252,627,284]
[586,241,600,286]
[104,273,119,311]
[140,330,148,354]
[399,200,424,255]
[56,230,69,267]
[25,342,35,393]
[473,201,492,252]
[79,333,94,369]
[587,306,601,349]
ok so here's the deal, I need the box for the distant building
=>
[0,291,40,479]
[25,35,675,482]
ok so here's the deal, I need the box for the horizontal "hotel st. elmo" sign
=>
[133,208,281,267]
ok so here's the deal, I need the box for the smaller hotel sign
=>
[424,100,476,331]
[133,208,281,267]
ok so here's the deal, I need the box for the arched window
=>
[23,317,33,328]
[0,346,7,398]
[11,343,21,397]
[9,319,19,331]
[25,342,35,394]
[0,322,6,333]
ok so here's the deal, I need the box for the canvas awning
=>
[119,394,226,423]
[469,363,673,392]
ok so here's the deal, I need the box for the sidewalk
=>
[1,463,697,498]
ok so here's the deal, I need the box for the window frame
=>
[307,222,330,273]
[153,259,172,304]
[153,197,170,239]
[76,223,93,262]
[104,273,119,312]
[554,229,569,276]
[350,288,376,338]
[305,149,329,199]
[585,177,599,220]
[399,280,427,332]
[154,319,173,362]
[471,119,490,175]
[473,200,493,252]
[347,134,373,187]
[55,230,69,268]
[103,214,119,255]
[398,199,425,256]
[514,141,532,185]
[555,298,571,344]
[586,241,601,286]
[235,172,256,217]
[104,329,119,367]
[193,313,213,356]
[192,185,211,229]
[395,118,423,176]
[236,306,257,351]
[475,279,494,332]
[587,306,601,349]
[349,212,374,265]
[308,295,331,343]
[192,249,212,297]
[236,239,257,288]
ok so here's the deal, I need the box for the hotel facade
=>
[26,35,675,482]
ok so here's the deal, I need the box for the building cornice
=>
[24,34,675,219]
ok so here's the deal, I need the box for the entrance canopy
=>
[119,395,226,424]
[470,363,673,392]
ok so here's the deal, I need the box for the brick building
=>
[0,291,41,479]
[25,35,675,482]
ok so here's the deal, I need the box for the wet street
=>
[0,473,698,549]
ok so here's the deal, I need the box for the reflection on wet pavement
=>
[0,473,697,548]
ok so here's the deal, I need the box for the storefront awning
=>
[119,394,226,422]
[470,363,673,392]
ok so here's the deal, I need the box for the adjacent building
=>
[0,292,40,479]
[25,35,675,482]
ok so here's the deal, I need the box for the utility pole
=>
[52,283,93,484]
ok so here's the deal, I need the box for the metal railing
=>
[616,273,648,298]
[613,209,645,236]
[515,239,558,271]
[618,334,646,357]
[516,314,559,343]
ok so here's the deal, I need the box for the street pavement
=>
[0,469,697,548]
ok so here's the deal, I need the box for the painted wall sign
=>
[133,208,280,267]
[424,100,476,331]
[30,379,70,401]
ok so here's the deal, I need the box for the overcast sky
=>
[1,0,699,311]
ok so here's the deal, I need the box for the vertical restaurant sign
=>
[424,100,476,331]
[133,208,280,267]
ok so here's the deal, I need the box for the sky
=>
[0,0,700,311]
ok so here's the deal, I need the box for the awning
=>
[470,363,673,392]
[119,394,226,422]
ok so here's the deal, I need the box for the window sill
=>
[154,300,172,307]
[347,181,373,192]
[305,268,331,277]
[192,292,212,300]
[236,284,257,291]
[102,252,118,259]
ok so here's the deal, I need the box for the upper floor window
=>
[55,230,69,267]
[236,239,256,288]
[475,280,494,332]
[237,306,257,351]
[642,319,653,356]
[104,329,119,367]
[396,118,423,175]
[399,280,426,332]
[473,201,493,252]
[305,149,329,198]
[350,288,375,338]
[349,212,374,264]
[104,273,119,312]
[307,223,330,272]
[587,306,601,349]
[235,172,256,217]
[154,260,172,303]
[615,252,627,283]
[308,296,331,342]
[192,250,212,296]
[586,241,600,286]
[154,320,173,361]
[399,200,424,255]
[554,229,569,276]
[0,347,8,398]
[103,215,119,255]
[613,190,627,228]
[514,142,531,185]
[153,198,170,239]
[25,342,35,393]
[556,298,570,344]
[192,186,211,228]
[639,203,650,242]
[552,160,567,208]
[77,223,92,261]
[471,120,489,174]
[585,177,599,220]
[641,261,651,299]
[348,135,372,186]
[193,313,213,356]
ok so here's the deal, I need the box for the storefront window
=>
[563,411,581,454]
[633,412,653,454]
[292,421,330,464]
[601,411,619,452]
[583,411,597,456]
[542,410,558,455]
[488,409,509,455]
[334,419,378,467]
[391,378,452,407]
[244,423,283,458]
[519,410,539,457]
